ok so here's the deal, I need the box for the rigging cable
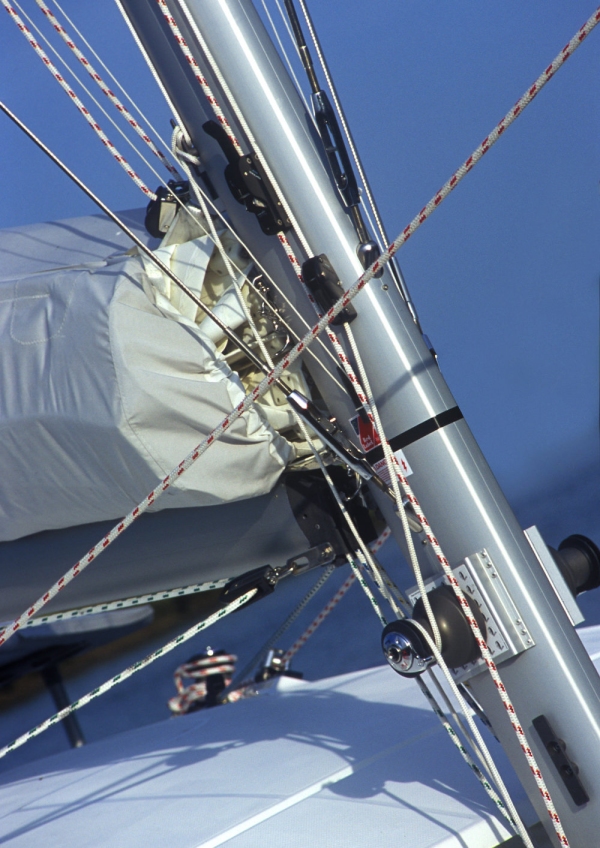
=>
[34,0,182,179]
[259,0,311,115]
[2,11,599,835]
[294,0,419,324]
[0,590,257,761]
[1,0,155,198]
[52,0,177,163]
[1,1,596,646]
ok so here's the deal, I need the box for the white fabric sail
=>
[0,212,291,542]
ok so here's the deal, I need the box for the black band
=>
[366,406,464,464]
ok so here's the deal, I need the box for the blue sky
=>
[0,0,598,546]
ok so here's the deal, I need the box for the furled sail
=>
[0,205,295,542]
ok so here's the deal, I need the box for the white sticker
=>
[373,449,413,483]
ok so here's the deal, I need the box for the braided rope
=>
[283,571,356,662]
[0,589,255,761]
[169,652,237,714]
[351,547,528,841]
[1,1,155,198]
[400,467,567,844]
[0,11,595,763]
[22,578,229,628]
[34,0,181,179]
[155,0,243,156]
[415,674,518,833]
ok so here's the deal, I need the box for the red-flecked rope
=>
[169,652,237,715]
[155,0,243,156]
[399,465,569,844]
[0,29,596,837]
[154,0,378,435]
[1,5,595,652]
[283,571,356,662]
[282,527,391,662]
[33,0,181,179]
[2,2,155,199]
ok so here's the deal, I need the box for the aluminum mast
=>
[119,2,600,843]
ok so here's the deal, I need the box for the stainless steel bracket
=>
[408,548,535,683]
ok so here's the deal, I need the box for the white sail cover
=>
[0,210,291,542]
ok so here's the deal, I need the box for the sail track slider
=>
[301,254,357,325]
[202,120,291,236]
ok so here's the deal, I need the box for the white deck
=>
[0,663,532,848]
[2,621,599,848]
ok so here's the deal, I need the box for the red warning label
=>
[350,415,381,453]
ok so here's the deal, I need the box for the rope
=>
[411,620,533,846]
[22,578,229,628]
[1,1,155,199]
[155,0,244,156]
[1,5,595,702]
[0,589,256,761]
[349,544,528,841]
[401,468,567,844]
[224,564,336,696]
[415,673,519,834]
[169,651,237,715]
[294,0,419,325]
[53,0,177,164]
[342,322,442,649]
[34,0,182,179]
[283,570,356,662]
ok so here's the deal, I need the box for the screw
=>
[381,283,388,291]
[562,765,574,777]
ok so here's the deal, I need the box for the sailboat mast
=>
[119,1,600,843]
